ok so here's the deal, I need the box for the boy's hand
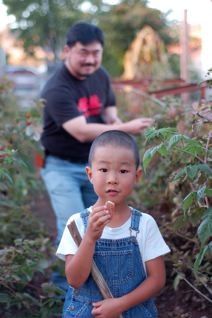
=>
[87,204,112,241]
[92,298,122,318]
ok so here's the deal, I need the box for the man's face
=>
[64,41,103,80]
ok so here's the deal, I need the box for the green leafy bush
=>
[142,107,211,305]
[115,83,212,310]
[0,77,63,317]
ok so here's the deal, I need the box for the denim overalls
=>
[63,208,157,318]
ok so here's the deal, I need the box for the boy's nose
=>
[107,172,118,184]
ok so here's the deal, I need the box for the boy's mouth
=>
[106,189,118,193]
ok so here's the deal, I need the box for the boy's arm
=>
[119,256,166,310]
[65,230,96,288]
[92,256,166,317]
[65,205,112,288]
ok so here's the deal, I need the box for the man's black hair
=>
[66,21,104,47]
[88,130,140,168]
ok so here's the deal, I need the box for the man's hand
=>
[126,117,154,134]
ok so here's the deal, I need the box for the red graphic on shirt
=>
[78,95,102,117]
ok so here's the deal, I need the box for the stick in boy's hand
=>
[68,220,124,318]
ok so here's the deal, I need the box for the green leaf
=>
[205,188,212,197]
[173,167,187,181]
[173,214,188,230]
[0,168,14,183]
[186,165,199,180]
[193,244,210,272]
[183,140,204,157]
[197,208,212,245]
[186,164,212,180]
[143,145,160,171]
[168,134,184,149]
[196,186,206,201]
[175,164,212,181]
[157,144,168,156]
[196,164,212,177]
[189,207,206,225]
[182,192,196,211]
[144,127,177,142]
[173,272,185,290]
[0,292,11,303]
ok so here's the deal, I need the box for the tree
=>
[3,0,87,62]
[3,0,176,76]
[98,1,174,75]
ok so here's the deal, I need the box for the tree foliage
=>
[3,0,176,76]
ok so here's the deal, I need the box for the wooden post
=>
[180,9,189,104]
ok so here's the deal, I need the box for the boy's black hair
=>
[66,21,104,47]
[89,130,140,168]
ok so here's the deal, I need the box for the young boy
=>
[56,130,170,318]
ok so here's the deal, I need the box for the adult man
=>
[40,21,153,247]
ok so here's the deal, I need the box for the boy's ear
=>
[135,167,142,183]
[85,166,93,183]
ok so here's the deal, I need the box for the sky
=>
[148,0,212,25]
[148,0,212,76]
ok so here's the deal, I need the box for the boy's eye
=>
[120,169,128,174]
[99,168,107,172]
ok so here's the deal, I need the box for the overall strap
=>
[80,209,89,230]
[129,208,142,237]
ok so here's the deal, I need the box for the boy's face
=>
[86,145,142,206]
[64,41,103,80]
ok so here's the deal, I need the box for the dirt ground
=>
[32,192,211,318]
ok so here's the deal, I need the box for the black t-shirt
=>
[41,64,116,163]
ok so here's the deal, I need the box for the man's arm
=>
[63,114,154,142]
[103,106,122,124]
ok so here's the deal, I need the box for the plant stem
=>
[181,275,212,303]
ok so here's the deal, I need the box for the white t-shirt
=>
[56,207,170,272]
